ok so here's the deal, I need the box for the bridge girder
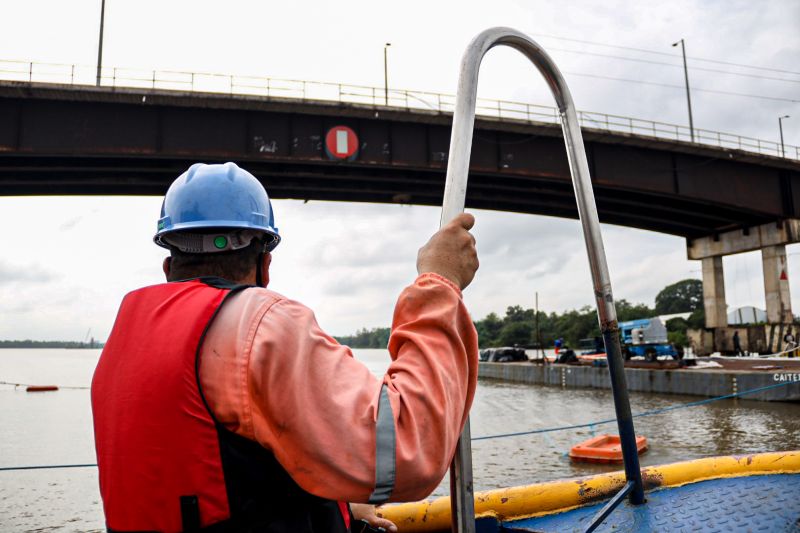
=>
[1,83,798,239]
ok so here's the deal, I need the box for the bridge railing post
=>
[70,64,75,85]
[112,67,116,88]
[28,62,32,83]
[191,72,194,91]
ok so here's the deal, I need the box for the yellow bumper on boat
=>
[378,451,800,532]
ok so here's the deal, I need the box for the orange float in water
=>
[569,434,647,463]
[26,385,59,392]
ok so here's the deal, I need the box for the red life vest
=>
[92,278,351,532]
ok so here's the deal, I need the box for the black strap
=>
[180,495,201,531]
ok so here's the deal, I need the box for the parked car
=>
[479,347,528,363]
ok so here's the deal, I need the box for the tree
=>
[475,312,503,347]
[497,321,533,347]
[687,307,705,329]
[504,305,533,323]
[616,299,657,321]
[655,279,703,314]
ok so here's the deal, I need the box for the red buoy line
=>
[0,380,89,391]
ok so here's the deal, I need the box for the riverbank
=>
[479,361,800,402]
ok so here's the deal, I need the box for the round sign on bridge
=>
[325,126,359,161]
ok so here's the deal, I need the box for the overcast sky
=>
[1,0,798,340]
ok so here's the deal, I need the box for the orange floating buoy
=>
[569,434,647,463]
[26,385,59,392]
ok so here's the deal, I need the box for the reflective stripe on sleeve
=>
[368,384,396,504]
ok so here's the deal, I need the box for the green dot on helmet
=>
[214,236,228,249]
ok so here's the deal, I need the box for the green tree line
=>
[338,279,705,349]
[0,339,104,349]
[335,327,391,348]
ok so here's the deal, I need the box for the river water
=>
[1,348,798,532]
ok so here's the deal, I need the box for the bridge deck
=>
[1,82,798,238]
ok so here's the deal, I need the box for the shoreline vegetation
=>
[335,279,706,349]
[0,340,104,349]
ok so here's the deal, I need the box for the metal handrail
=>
[440,28,645,532]
[0,58,797,161]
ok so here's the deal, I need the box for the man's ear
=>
[260,253,272,287]
[162,257,172,279]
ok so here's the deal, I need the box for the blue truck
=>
[618,317,681,361]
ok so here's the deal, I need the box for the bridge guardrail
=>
[1,59,797,161]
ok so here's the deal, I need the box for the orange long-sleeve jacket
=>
[198,272,479,504]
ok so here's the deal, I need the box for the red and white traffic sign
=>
[325,126,358,160]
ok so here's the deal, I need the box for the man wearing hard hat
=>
[91,162,479,532]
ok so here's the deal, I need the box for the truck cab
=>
[618,318,681,361]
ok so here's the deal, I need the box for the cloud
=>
[0,261,59,284]
[1,0,798,339]
[58,216,83,231]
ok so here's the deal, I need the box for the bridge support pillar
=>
[702,257,728,328]
[688,220,800,330]
[762,245,793,324]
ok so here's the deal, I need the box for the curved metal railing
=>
[0,58,797,161]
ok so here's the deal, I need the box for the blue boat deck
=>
[497,473,800,532]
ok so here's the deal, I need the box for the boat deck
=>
[500,473,800,532]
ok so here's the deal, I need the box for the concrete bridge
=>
[0,64,798,336]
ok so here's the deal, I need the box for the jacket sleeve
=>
[244,272,478,503]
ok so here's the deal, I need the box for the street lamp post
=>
[384,43,391,106]
[96,0,106,86]
[672,39,694,143]
[779,115,790,158]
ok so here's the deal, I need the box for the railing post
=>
[152,71,156,89]
[629,117,633,134]
[230,75,234,95]
[191,72,194,91]
[28,62,33,83]
[70,65,75,85]
[112,67,117,88]
[438,93,442,113]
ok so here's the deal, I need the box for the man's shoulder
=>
[226,286,312,316]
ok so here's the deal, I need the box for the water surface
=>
[1,348,798,531]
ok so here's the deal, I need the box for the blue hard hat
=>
[154,162,280,252]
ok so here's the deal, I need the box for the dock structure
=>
[688,220,798,355]
[479,362,800,402]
